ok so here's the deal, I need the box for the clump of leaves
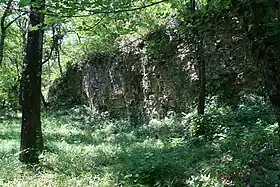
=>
[184,106,229,140]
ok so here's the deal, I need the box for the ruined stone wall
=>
[48,25,261,122]
[79,44,193,122]
[82,53,127,118]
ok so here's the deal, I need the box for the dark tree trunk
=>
[56,26,63,76]
[190,0,206,114]
[18,16,29,108]
[197,54,206,115]
[190,0,195,10]
[41,91,48,108]
[0,0,13,66]
[57,48,63,76]
[0,30,6,65]
[20,0,45,164]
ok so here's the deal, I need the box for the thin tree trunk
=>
[41,91,48,108]
[19,17,29,108]
[0,30,6,65]
[0,0,13,66]
[57,47,63,76]
[190,0,206,114]
[190,0,195,10]
[197,53,206,115]
[56,25,63,76]
[20,0,45,164]
[48,59,51,79]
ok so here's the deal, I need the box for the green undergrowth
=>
[0,99,280,186]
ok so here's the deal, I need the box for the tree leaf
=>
[19,0,31,7]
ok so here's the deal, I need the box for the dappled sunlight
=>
[1,101,280,186]
[1,0,280,186]
[0,130,19,141]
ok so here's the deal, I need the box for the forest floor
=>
[0,101,280,186]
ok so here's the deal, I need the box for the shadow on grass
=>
[39,121,280,187]
[40,131,216,186]
[0,112,21,121]
[43,131,103,147]
[0,129,20,140]
[0,105,274,186]
[213,126,280,186]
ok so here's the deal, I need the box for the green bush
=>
[0,65,20,110]
[185,109,228,140]
[234,101,274,127]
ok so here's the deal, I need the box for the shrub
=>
[184,108,228,140]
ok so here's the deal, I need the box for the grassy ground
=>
[0,102,280,186]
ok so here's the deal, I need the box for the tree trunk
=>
[20,0,45,164]
[0,0,13,66]
[57,47,63,76]
[190,0,195,10]
[0,30,6,65]
[41,91,48,108]
[197,53,206,115]
[190,0,206,114]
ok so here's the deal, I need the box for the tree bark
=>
[190,0,195,10]
[20,0,45,164]
[190,0,206,114]
[0,0,13,66]
[197,52,206,115]
[57,46,63,76]
[0,30,6,65]
[41,91,48,108]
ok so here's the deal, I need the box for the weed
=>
[0,102,279,186]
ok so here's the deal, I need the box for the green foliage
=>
[1,101,280,186]
[146,28,178,61]
[1,0,280,185]
[48,64,85,108]
[184,101,230,140]
[187,112,225,139]
[19,0,31,7]
[0,65,20,110]
[234,96,275,128]
[137,118,185,140]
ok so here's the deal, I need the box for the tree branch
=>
[4,12,28,30]
[38,0,168,18]
[42,27,56,65]
[1,0,13,32]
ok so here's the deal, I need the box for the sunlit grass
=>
[0,103,280,186]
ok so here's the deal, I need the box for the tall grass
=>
[0,101,279,186]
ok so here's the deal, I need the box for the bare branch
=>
[17,0,168,18]
[4,12,28,30]
[1,0,13,32]
[42,27,56,65]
